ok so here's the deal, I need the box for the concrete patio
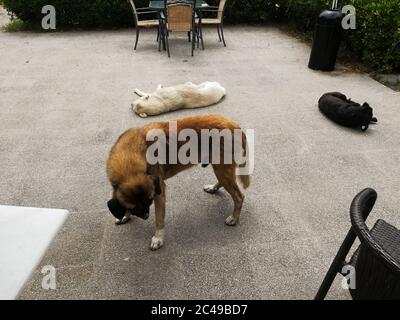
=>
[1,20,400,299]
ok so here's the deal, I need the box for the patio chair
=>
[315,188,400,300]
[128,0,161,50]
[162,1,197,57]
[197,0,227,47]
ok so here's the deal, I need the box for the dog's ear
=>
[362,102,371,109]
[107,198,126,220]
[146,165,162,195]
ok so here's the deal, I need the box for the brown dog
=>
[106,114,251,250]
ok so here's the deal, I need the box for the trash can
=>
[308,9,344,71]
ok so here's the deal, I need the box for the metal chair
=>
[161,0,197,57]
[128,0,161,50]
[315,188,400,300]
[197,0,227,47]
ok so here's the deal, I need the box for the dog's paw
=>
[225,215,238,226]
[203,184,219,194]
[139,113,148,118]
[115,216,131,225]
[150,236,164,251]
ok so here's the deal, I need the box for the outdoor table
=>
[149,0,209,10]
[149,0,209,51]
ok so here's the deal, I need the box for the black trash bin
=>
[308,9,344,71]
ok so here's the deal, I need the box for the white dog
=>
[132,82,226,118]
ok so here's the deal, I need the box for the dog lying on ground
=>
[318,92,378,131]
[132,82,226,118]
[106,114,251,250]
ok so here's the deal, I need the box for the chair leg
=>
[134,28,140,50]
[191,29,196,56]
[166,31,170,58]
[200,23,204,50]
[220,23,226,47]
[162,24,166,51]
[314,228,357,300]
[158,25,162,52]
[197,25,200,49]
[188,31,191,42]
[217,25,222,42]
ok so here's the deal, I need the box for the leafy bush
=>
[272,0,329,31]
[2,0,144,28]
[347,0,400,73]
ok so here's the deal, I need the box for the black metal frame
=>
[197,1,227,47]
[315,188,400,300]
[128,1,161,50]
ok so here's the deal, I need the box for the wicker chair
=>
[315,188,400,300]
[128,0,161,50]
[197,0,227,47]
[162,1,197,57]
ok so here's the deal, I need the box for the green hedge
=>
[348,0,400,73]
[2,0,138,28]
[3,0,400,72]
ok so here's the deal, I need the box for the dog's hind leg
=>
[212,164,244,226]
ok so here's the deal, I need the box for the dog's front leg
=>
[134,88,149,97]
[115,212,131,225]
[150,186,166,250]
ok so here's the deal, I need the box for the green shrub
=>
[2,0,145,28]
[348,0,400,73]
[273,0,330,31]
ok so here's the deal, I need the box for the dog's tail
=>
[237,131,251,189]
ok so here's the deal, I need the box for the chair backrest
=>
[217,0,227,21]
[349,188,400,299]
[167,3,194,32]
[128,0,138,24]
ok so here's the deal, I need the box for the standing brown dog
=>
[106,114,251,250]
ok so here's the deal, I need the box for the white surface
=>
[0,206,69,300]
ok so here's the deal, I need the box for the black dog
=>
[318,92,378,131]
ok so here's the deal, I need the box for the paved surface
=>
[1,23,400,300]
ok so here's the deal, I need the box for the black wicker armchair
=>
[315,188,400,300]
